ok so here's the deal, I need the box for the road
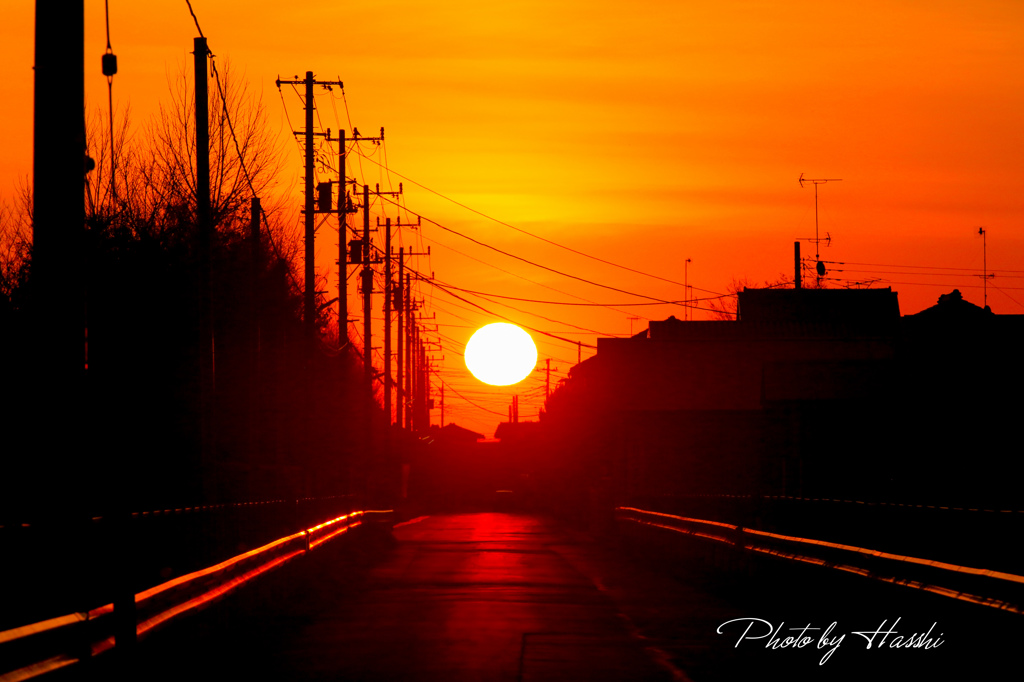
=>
[90,512,1020,682]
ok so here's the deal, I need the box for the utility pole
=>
[337,129,349,345]
[392,231,426,430]
[250,198,261,352]
[420,338,429,429]
[404,271,413,431]
[249,197,261,460]
[416,317,438,432]
[395,246,404,429]
[545,358,551,400]
[303,72,314,337]
[411,317,420,431]
[196,38,213,399]
[33,0,86,378]
[354,180,401,401]
[362,183,372,395]
[794,241,801,289]
[383,217,392,425]
[274,73,344,338]
[408,315,438,432]
[33,0,90,648]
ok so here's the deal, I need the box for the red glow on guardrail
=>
[0,507,393,682]
[616,506,1024,615]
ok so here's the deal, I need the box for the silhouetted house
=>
[410,423,513,510]
[543,287,1023,508]
[432,422,486,444]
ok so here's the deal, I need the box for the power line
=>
[822,259,1024,275]
[431,276,623,338]
[436,377,508,418]
[427,280,597,349]
[990,284,1024,310]
[376,196,701,309]
[184,1,302,300]
[834,268,1024,280]
[435,281,730,309]
[351,148,726,296]
[408,216,657,320]
[824,277,1024,291]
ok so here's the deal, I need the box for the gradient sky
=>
[3,1,1023,434]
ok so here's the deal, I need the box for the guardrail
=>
[616,506,1024,615]
[0,509,393,682]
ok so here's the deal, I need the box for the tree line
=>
[1,65,369,524]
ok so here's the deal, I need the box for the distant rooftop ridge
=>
[737,287,900,324]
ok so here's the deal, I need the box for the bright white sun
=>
[464,323,538,386]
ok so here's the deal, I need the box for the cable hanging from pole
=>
[183,0,304,301]
[351,148,726,296]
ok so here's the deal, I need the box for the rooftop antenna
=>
[684,258,692,320]
[799,174,842,286]
[977,227,993,310]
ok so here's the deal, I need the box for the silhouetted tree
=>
[707,273,793,320]
[0,191,31,314]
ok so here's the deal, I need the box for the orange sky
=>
[3,1,1023,434]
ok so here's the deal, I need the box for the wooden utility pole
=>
[391,232,426,431]
[353,180,401,401]
[249,197,261,459]
[412,319,420,431]
[419,331,427,429]
[404,271,413,431]
[250,198,261,357]
[395,246,404,429]
[33,0,86,375]
[304,72,314,336]
[338,129,348,344]
[274,73,344,338]
[383,218,392,424]
[362,183,372,394]
[33,0,91,647]
[545,358,551,400]
[195,37,213,398]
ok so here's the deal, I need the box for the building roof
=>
[737,287,900,324]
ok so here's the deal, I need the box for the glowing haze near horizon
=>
[2,1,1022,434]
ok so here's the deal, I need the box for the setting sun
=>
[464,323,538,386]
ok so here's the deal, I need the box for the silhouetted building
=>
[543,288,1023,509]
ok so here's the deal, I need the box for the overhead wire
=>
[375,195,696,309]
[426,294,589,359]
[822,259,1024,274]
[349,148,726,296]
[435,378,507,418]
[185,1,302,299]
[434,281,729,309]
[429,275,623,338]
[412,228,651,318]
[990,284,1024,310]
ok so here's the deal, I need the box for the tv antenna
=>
[799,174,842,284]
[977,227,994,310]
[684,258,692,321]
